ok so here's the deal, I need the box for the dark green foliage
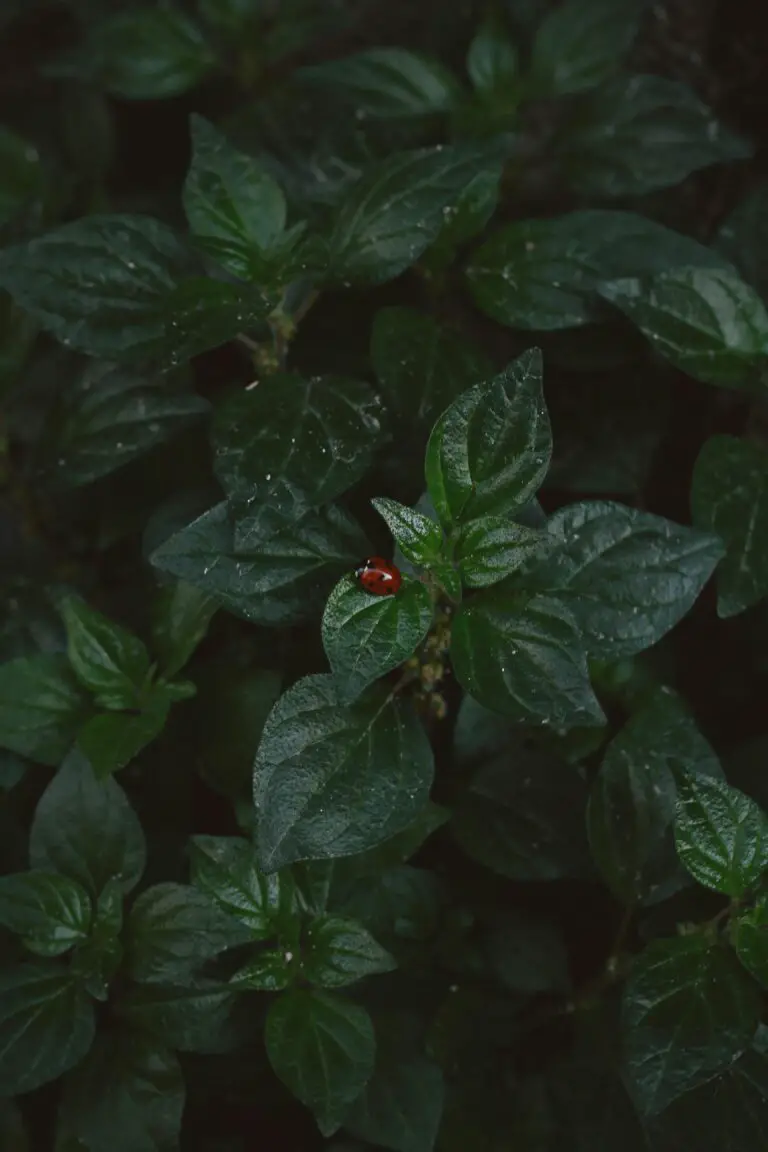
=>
[1,1,768,1147]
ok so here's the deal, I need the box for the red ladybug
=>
[355,556,402,596]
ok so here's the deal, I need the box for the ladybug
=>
[355,556,402,596]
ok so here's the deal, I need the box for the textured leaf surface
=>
[300,48,462,118]
[302,915,395,988]
[674,771,768,896]
[0,653,89,765]
[0,871,91,956]
[61,596,150,709]
[189,834,292,938]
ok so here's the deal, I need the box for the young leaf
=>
[254,674,434,871]
[151,580,218,679]
[522,501,725,658]
[622,936,760,1115]
[456,515,543,588]
[124,882,251,984]
[370,306,494,427]
[0,652,89,765]
[301,915,395,988]
[371,497,444,567]
[61,596,151,709]
[587,688,723,906]
[733,895,768,990]
[150,500,370,627]
[321,576,433,704]
[674,772,768,896]
[0,963,95,1095]
[466,210,730,332]
[57,1031,184,1152]
[326,141,504,285]
[299,48,462,118]
[451,588,604,729]
[425,348,551,526]
[265,989,376,1135]
[30,750,146,896]
[600,267,768,388]
[0,871,91,956]
[467,20,518,95]
[76,704,170,778]
[213,373,384,504]
[527,0,643,97]
[45,361,209,488]
[0,215,270,365]
[184,115,290,280]
[230,948,295,992]
[189,834,294,938]
[691,435,768,617]
[558,75,751,198]
[71,880,123,1001]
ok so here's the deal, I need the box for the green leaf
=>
[192,664,281,799]
[425,348,551,527]
[30,750,146,896]
[189,834,294,938]
[321,576,433,703]
[716,183,768,306]
[301,915,395,988]
[230,948,295,992]
[467,20,518,95]
[370,306,494,428]
[327,142,504,285]
[622,936,761,1115]
[371,498,444,567]
[558,75,751,198]
[451,588,604,728]
[151,500,370,627]
[265,989,376,1136]
[0,962,95,1095]
[456,515,543,588]
[184,115,290,281]
[124,882,250,984]
[466,210,731,331]
[587,688,723,905]
[600,267,768,388]
[337,866,445,946]
[0,126,45,238]
[44,361,209,488]
[0,653,89,765]
[299,48,462,118]
[426,168,501,262]
[0,871,91,957]
[0,215,270,365]
[254,674,434,870]
[345,1026,445,1152]
[451,744,593,881]
[674,771,768,896]
[691,435,768,616]
[733,895,768,989]
[522,501,725,658]
[115,982,240,1054]
[71,880,123,1001]
[61,595,151,709]
[527,0,643,97]
[76,704,169,778]
[68,8,215,100]
[57,1031,184,1152]
[151,580,218,679]
[213,373,384,505]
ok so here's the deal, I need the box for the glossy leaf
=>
[0,653,89,765]
[230,948,295,992]
[0,871,91,956]
[467,20,518,95]
[622,936,761,1115]
[151,580,218,679]
[0,963,95,1095]
[559,75,751,198]
[370,306,494,427]
[301,915,395,987]
[456,515,543,588]
[254,674,434,870]
[322,576,433,703]
[61,595,150,709]
[674,771,768,896]
[425,348,551,526]
[76,704,170,778]
[72,880,123,1001]
[691,435,768,617]
[451,588,604,728]
[189,834,293,938]
[57,1031,184,1152]
[522,501,725,658]
[587,688,723,905]
[300,48,462,118]
[467,210,730,331]
[528,0,643,96]
[125,882,250,984]
[371,497,444,567]
[150,500,370,627]
[265,989,375,1135]
[30,750,146,896]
